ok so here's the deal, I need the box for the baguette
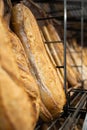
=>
[11,3,66,120]
[43,23,81,87]
[22,0,81,88]
[9,31,40,120]
[0,67,36,130]
[9,31,53,121]
[0,13,40,128]
[1,0,54,121]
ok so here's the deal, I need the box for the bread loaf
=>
[42,23,81,88]
[11,3,66,120]
[9,29,54,121]
[0,0,54,122]
[22,0,81,88]
[9,31,40,120]
[0,10,40,129]
[0,67,37,130]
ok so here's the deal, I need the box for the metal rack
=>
[34,0,87,129]
[35,89,87,130]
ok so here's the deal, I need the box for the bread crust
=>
[0,66,37,130]
[0,15,40,129]
[11,3,66,120]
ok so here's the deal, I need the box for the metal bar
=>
[47,118,59,130]
[69,88,87,93]
[56,66,64,68]
[75,95,83,108]
[67,93,70,107]
[81,0,84,81]
[44,41,63,44]
[67,27,87,32]
[71,114,81,130]
[37,16,87,22]
[37,16,59,20]
[33,0,60,3]
[33,0,84,5]
[46,112,64,130]
[68,107,87,119]
[68,107,87,113]
[59,114,72,130]
[64,0,67,95]
[61,93,87,130]
[70,93,86,116]
[46,8,81,14]
[82,102,86,109]
[84,97,87,110]
[68,92,79,107]
[70,93,82,106]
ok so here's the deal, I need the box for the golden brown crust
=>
[0,67,36,130]
[45,24,81,87]
[9,31,40,121]
[22,0,81,88]
[0,15,40,128]
[11,3,66,120]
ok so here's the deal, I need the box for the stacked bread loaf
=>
[0,0,66,129]
[0,1,40,129]
[11,3,66,120]
[1,0,87,129]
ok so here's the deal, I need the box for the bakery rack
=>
[33,0,87,129]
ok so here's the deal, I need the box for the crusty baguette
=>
[11,3,66,120]
[0,67,36,130]
[22,0,81,88]
[39,23,64,88]
[52,20,82,82]
[44,23,81,87]
[9,31,54,121]
[0,14,40,128]
[22,0,65,86]
[9,31,40,120]
[0,0,63,122]
[42,26,64,83]
[1,0,54,121]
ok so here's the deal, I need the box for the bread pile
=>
[0,0,40,129]
[1,0,87,129]
[0,0,66,129]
